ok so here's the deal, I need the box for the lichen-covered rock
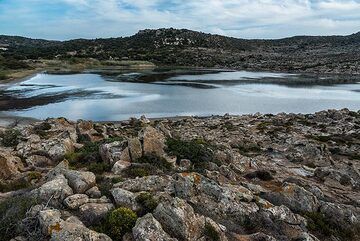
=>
[128,137,142,161]
[112,160,131,174]
[114,175,174,193]
[100,140,127,164]
[260,183,319,213]
[39,209,111,241]
[153,197,205,240]
[25,154,53,167]
[78,202,114,226]
[76,120,104,142]
[85,186,102,198]
[63,194,89,210]
[132,213,176,241]
[36,174,73,207]
[139,126,165,157]
[320,201,360,230]
[0,151,24,180]
[111,187,140,210]
[63,169,96,194]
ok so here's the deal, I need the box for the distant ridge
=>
[1,28,360,74]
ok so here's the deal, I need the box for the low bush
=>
[0,195,38,240]
[166,138,214,169]
[135,192,158,216]
[0,178,31,192]
[1,129,21,147]
[136,154,172,171]
[204,223,220,241]
[123,166,151,178]
[33,122,52,137]
[0,71,8,80]
[88,162,112,174]
[95,207,137,241]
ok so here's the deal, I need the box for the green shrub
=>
[123,166,150,178]
[96,207,137,241]
[204,223,220,241]
[236,143,261,157]
[136,154,172,171]
[0,71,8,80]
[1,129,21,147]
[166,138,214,168]
[135,192,158,216]
[88,162,111,174]
[0,178,31,192]
[33,122,52,137]
[0,195,38,240]
[28,171,42,181]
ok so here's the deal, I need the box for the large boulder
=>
[63,194,89,210]
[260,183,319,213]
[111,187,140,210]
[0,151,24,180]
[320,202,360,231]
[63,170,96,194]
[153,197,205,240]
[35,174,73,207]
[39,209,111,241]
[139,126,165,157]
[78,202,114,226]
[100,140,128,164]
[128,137,143,161]
[114,175,174,193]
[132,213,176,241]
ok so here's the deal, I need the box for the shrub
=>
[88,162,112,174]
[96,207,137,241]
[135,192,158,216]
[0,178,31,192]
[0,71,8,80]
[0,195,38,240]
[123,166,150,178]
[33,122,52,137]
[166,138,214,169]
[244,170,273,181]
[1,129,21,147]
[136,154,172,171]
[204,223,220,241]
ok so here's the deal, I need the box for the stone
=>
[0,151,24,180]
[153,197,205,240]
[260,183,319,213]
[128,137,143,161]
[63,194,89,210]
[132,213,176,241]
[36,174,73,207]
[114,175,174,193]
[76,120,103,142]
[63,169,96,194]
[320,201,360,230]
[85,186,102,198]
[79,202,114,226]
[99,140,127,164]
[139,126,165,157]
[25,155,53,167]
[39,209,111,241]
[111,187,140,210]
[179,159,191,171]
[112,160,131,174]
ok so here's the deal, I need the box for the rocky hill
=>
[0,109,359,241]
[1,28,360,74]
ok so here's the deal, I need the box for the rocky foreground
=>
[0,109,359,241]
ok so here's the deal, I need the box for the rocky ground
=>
[0,109,359,241]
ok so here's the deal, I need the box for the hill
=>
[1,28,360,73]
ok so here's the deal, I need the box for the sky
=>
[0,0,359,40]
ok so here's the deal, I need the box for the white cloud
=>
[1,0,359,39]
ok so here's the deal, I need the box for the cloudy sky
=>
[0,0,359,40]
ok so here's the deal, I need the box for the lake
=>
[1,69,360,121]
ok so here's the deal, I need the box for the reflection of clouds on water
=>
[2,71,360,121]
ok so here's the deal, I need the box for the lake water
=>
[1,70,360,121]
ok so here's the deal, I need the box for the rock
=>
[128,138,143,161]
[85,186,102,198]
[139,126,165,157]
[112,160,131,174]
[114,175,174,193]
[179,159,191,171]
[260,183,319,213]
[36,174,73,207]
[39,209,111,241]
[100,140,127,164]
[63,194,89,210]
[132,213,176,241]
[25,155,53,167]
[111,187,140,210]
[153,197,205,240]
[78,202,114,226]
[204,217,228,241]
[320,202,360,230]
[63,170,96,194]
[0,151,24,180]
[231,232,277,241]
[76,120,103,142]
